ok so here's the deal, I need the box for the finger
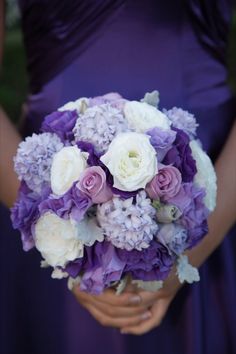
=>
[84,303,152,329]
[84,296,148,318]
[73,286,142,307]
[120,298,171,335]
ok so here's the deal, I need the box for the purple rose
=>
[147,127,176,161]
[77,166,113,204]
[39,183,92,222]
[163,128,197,182]
[146,165,182,201]
[41,110,78,142]
[11,181,50,251]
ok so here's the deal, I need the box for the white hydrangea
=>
[190,140,217,212]
[176,255,200,284]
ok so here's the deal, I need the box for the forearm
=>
[187,121,236,268]
[0,107,21,208]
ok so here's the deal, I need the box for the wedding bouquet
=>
[11,91,217,294]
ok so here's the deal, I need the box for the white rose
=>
[50,146,88,195]
[190,140,217,212]
[124,101,170,132]
[100,132,157,191]
[58,97,89,114]
[35,212,84,267]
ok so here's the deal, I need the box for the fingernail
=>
[120,329,129,334]
[129,295,141,304]
[140,311,152,320]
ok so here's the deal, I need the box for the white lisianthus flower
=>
[124,101,170,132]
[35,212,84,267]
[50,146,88,196]
[190,140,217,212]
[58,97,89,114]
[100,132,157,191]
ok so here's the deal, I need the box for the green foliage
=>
[0,30,27,123]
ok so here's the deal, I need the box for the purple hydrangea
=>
[39,183,92,222]
[97,191,158,251]
[117,240,173,281]
[11,182,50,251]
[164,107,198,138]
[147,127,176,161]
[73,104,129,152]
[14,133,63,193]
[41,110,78,143]
[163,128,197,182]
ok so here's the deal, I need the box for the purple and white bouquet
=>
[11,91,217,294]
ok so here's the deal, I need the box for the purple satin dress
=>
[1,1,236,354]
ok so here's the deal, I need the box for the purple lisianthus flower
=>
[163,128,197,182]
[117,241,173,281]
[64,258,85,278]
[41,110,78,143]
[169,183,209,248]
[157,224,188,255]
[39,183,92,222]
[147,127,176,161]
[79,242,126,294]
[11,181,50,251]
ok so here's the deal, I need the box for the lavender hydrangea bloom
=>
[169,183,209,248]
[39,183,92,222]
[147,127,176,161]
[11,182,50,251]
[79,242,126,294]
[73,103,129,152]
[97,191,158,251]
[163,128,197,182]
[117,240,173,281]
[14,133,63,193]
[89,92,126,111]
[41,110,78,142]
[164,107,198,138]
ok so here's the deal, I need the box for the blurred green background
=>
[0,3,236,123]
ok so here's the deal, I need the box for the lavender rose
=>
[77,166,113,204]
[146,165,182,201]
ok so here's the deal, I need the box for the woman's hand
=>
[73,286,153,328]
[73,269,182,334]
